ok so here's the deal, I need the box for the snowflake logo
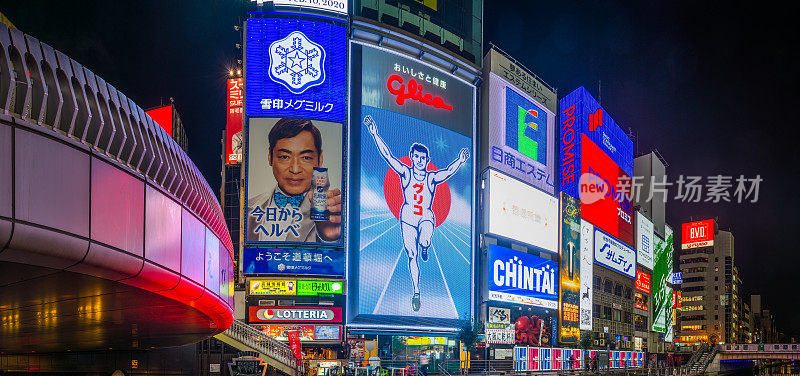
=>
[268,31,326,94]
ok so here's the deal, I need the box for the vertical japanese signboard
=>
[349,42,475,328]
[651,226,673,333]
[226,77,244,164]
[636,213,654,270]
[559,87,634,246]
[579,220,594,330]
[244,15,347,250]
[559,193,580,345]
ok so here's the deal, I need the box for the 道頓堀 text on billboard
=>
[349,42,475,328]
[486,72,555,194]
[559,87,634,246]
[594,227,636,279]
[488,244,558,309]
[486,170,558,252]
[243,247,344,277]
[558,193,580,345]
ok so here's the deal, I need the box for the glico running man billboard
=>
[652,226,673,333]
[349,42,475,328]
[559,87,634,246]
[559,193,580,345]
[244,15,347,248]
[485,72,555,194]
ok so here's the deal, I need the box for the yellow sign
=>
[249,280,297,295]
[414,0,437,11]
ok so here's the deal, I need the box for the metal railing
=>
[224,319,301,372]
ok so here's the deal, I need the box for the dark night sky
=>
[2,1,798,336]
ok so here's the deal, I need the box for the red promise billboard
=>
[682,219,714,249]
[225,78,244,164]
[579,134,634,246]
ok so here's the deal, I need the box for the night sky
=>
[3,1,798,336]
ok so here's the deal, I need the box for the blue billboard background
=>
[487,244,558,308]
[245,16,347,122]
[356,105,473,321]
[559,87,633,199]
[243,247,344,277]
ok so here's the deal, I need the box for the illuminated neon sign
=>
[387,74,453,110]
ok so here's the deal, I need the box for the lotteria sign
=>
[682,219,714,249]
[487,244,558,309]
[249,307,343,324]
[559,87,634,246]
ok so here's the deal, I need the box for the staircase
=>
[215,319,302,376]
[686,344,720,375]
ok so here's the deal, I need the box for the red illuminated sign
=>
[635,270,651,294]
[225,78,244,164]
[634,292,648,310]
[248,306,342,324]
[672,291,682,309]
[579,135,634,246]
[682,219,714,249]
[146,105,173,136]
[387,74,452,110]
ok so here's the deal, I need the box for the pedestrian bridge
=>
[719,343,800,360]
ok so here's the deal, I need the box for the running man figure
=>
[364,115,470,312]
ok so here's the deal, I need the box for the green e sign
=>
[297,280,343,296]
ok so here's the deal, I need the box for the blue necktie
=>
[274,192,304,208]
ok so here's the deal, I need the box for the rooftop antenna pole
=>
[598,80,602,105]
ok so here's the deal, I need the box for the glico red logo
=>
[387,74,452,111]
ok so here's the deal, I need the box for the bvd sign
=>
[682,219,714,249]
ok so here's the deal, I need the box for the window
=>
[594,276,602,289]
[614,284,623,297]
[604,280,613,293]
[635,314,648,331]
[715,257,719,262]
[715,286,718,291]
[603,306,612,320]
[624,287,632,299]
[682,315,706,321]
[594,304,601,318]
[624,311,633,324]
[683,286,705,292]
[715,276,718,281]
[684,276,706,283]
[680,257,709,264]
[613,309,622,322]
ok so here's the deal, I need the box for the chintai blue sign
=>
[487,244,558,309]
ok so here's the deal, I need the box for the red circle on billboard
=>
[383,156,450,227]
